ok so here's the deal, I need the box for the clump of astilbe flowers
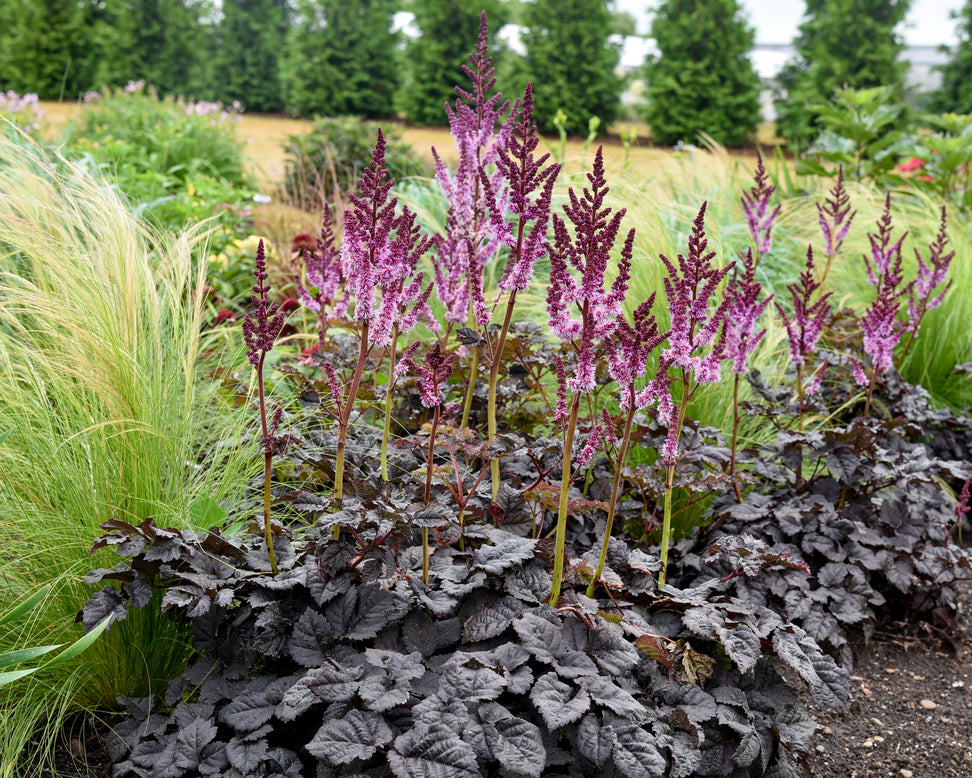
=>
[816,167,857,285]
[431,15,510,432]
[400,341,456,584]
[480,82,560,502]
[334,130,436,502]
[295,205,346,364]
[776,248,832,432]
[860,193,908,416]
[654,204,734,586]
[543,145,633,605]
[741,153,780,262]
[242,240,289,574]
[587,295,665,597]
[724,248,772,501]
[900,205,954,361]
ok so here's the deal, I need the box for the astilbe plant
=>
[296,205,347,355]
[481,83,560,502]
[860,193,908,416]
[655,204,734,586]
[544,145,634,605]
[740,152,780,262]
[816,167,857,285]
[900,205,954,361]
[335,130,436,499]
[242,239,289,574]
[775,247,832,431]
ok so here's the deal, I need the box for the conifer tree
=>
[932,0,972,113]
[775,0,911,151]
[282,0,399,118]
[208,0,288,113]
[520,0,622,136]
[641,0,761,147]
[402,0,508,126]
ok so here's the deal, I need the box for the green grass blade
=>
[0,645,62,669]
[0,668,37,690]
[42,616,111,669]
[0,584,52,627]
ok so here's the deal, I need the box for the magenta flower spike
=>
[296,205,346,320]
[404,341,456,409]
[432,11,510,328]
[243,240,286,367]
[901,207,954,359]
[724,248,772,376]
[741,154,780,259]
[816,168,857,284]
[776,247,832,369]
[861,194,907,378]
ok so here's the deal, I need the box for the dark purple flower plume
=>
[861,194,907,376]
[546,146,634,393]
[724,248,772,375]
[741,154,780,257]
[484,83,560,293]
[608,296,665,411]
[404,342,456,408]
[297,205,346,318]
[775,247,832,367]
[242,239,286,367]
[432,12,510,327]
[906,206,954,335]
[817,168,856,263]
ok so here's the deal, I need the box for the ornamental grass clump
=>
[544,145,636,604]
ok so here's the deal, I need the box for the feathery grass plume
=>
[0,127,257,775]
[402,342,456,584]
[741,152,780,260]
[900,205,954,361]
[776,247,832,429]
[860,194,908,415]
[655,203,733,586]
[544,145,632,605]
[242,239,289,574]
[481,82,560,503]
[816,167,856,285]
[725,247,772,501]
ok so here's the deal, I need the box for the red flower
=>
[214,308,235,324]
[895,157,926,173]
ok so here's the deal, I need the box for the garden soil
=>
[45,580,972,778]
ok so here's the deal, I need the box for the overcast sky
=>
[615,0,964,46]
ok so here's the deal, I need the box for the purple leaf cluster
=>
[432,12,510,327]
[906,206,954,334]
[741,154,780,257]
[776,248,832,367]
[861,195,907,376]
[296,206,347,319]
[484,83,560,293]
[546,146,634,393]
[817,168,856,261]
[242,239,286,366]
[401,341,456,408]
[724,248,772,376]
[341,130,437,347]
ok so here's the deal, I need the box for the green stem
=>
[488,289,519,503]
[587,388,636,597]
[863,366,877,418]
[380,326,398,481]
[255,355,278,574]
[422,405,441,585]
[461,347,480,429]
[658,373,691,588]
[548,392,580,606]
[333,321,370,537]
[730,373,743,504]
